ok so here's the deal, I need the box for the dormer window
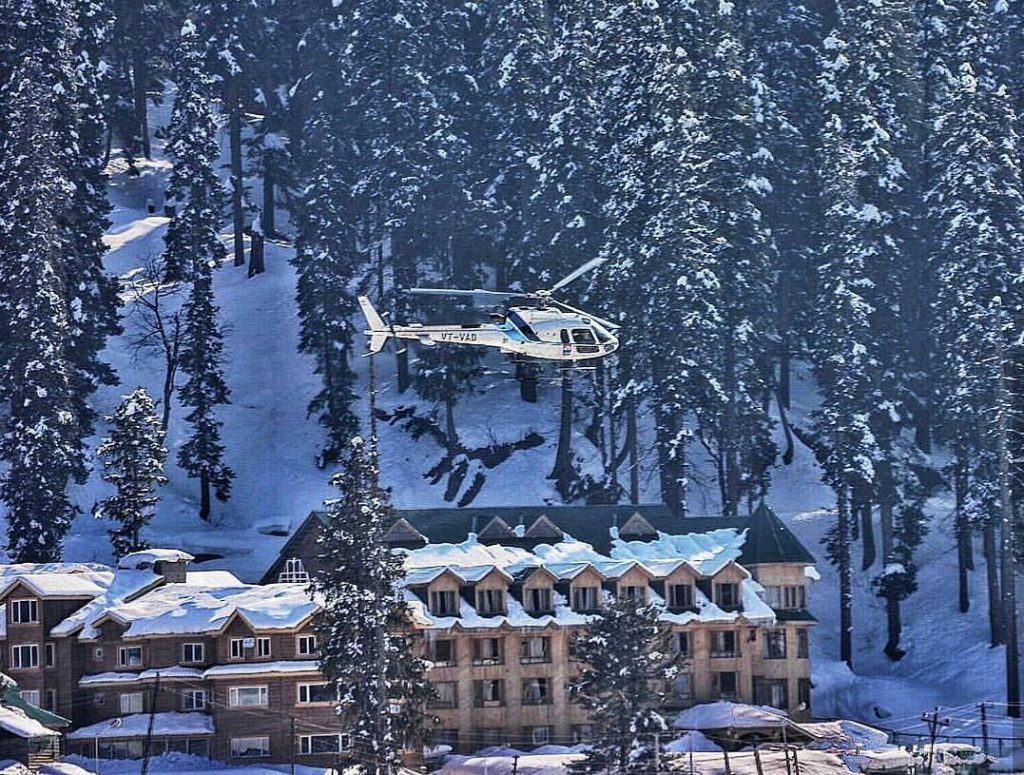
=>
[10,599,38,624]
[429,590,458,617]
[668,584,693,610]
[619,584,646,603]
[572,586,600,612]
[524,587,553,614]
[279,558,309,584]
[714,582,740,611]
[476,588,506,616]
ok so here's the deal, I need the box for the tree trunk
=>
[859,491,876,571]
[248,230,265,277]
[261,149,275,237]
[229,80,246,267]
[722,338,740,516]
[884,597,905,661]
[161,366,173,432]
[626,392,639,505]
[392,234,411,394]
[837,483,854,668]
[985,522,1006,645]
[778,334,791,410]
[132,49,150,159]
[550,376,575,499]
[877,456,903,659]
[954,456,972,613]
[199,471,211,521]
[997,337,1020,716]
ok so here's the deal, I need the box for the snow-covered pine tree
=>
[810,116,879,669]
[0,0,82,562]
[684,1,777,515]
[819,0,927,659]
[569,593,675,773]
[311,436,431,775]
[928,0,1024,647]
[162,18,226,284]
[95,388,168,556]
[64,0,122,445]
[167,19,234,521]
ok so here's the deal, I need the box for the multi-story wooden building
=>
[0,504,817,764]
[268,503,818,753]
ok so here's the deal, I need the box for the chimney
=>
[117,549,195,583]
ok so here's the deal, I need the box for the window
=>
[472,638,503,665]
[571,328,597,345]
[525,587,553,613]
[182,690,207,711]
[715,582,740,610]
[299,734,349,755]
[560,329,571,344]
[11,644,39,669]
[798,678,812,711]
[43,689,56,712]
[520,636,551,664]
[98,740,143,760]
[279,557,310,583]
[229,686,269,707]
[182,643,205,664]
[429,682,457,709]
[711,631,740,658]
[231,736,270,759]
[297,635,318,657]
[256,637,271,657]
[120,692,144,715]
[44,642,55,668]
[92,693,105,706]
[10,599,38,624]
[754,677,789,710]
[20,690,40,707]
[297,683,334,705]
[473,679,504,706]
[433,729,459,749]
[427,638,455,666]
[674,632,691,658]
[669,584,694,610]
[764,585,807,610]
[526,726,552,746]
[797,629,809,659]
[429,590,458,617]
[118,646,142,668]
[522,677,551,705]
[476,588,506,615]
[571,725,594,744]
[619,584,645,602]
[714,671,738,699]
[229,639,244,660]
[93,647,104,661]
[572,586,600,611]
[764,630,787,660]
[672,673,693,702]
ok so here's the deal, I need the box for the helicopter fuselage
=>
[367,303,619,362]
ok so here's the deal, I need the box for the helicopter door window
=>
[560,330,571,344]
[571,329,597,345]
[507,310,541,341]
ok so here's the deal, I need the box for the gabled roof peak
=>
[477,517,517,542]
[524,515,565,540]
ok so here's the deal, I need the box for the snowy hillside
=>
[0,122,1006,741]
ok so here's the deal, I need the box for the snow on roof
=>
[118,549,195,569]
[0,705,59,738]
[0,571,112,600]
[0,563,109,579]
[441,753,586,775]
[674,701,797,731]
[67,712,214,740]
[78,667,204,686]
[50,569,162,640]
[185,570,243,586]
[202,660,320,679]
[803,719,890,750]
[0,761,29,775]
[91,582,318,639]
[665,730,723,753]
[610,528,748,576]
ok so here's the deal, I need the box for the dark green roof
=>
[775,609,818,622]
[313,502,815,566]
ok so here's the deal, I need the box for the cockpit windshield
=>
[592,324,613,344]
[571,328,597,345]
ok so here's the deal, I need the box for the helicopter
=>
[358,257,620,363]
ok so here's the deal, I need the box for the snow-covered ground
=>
[0,101,1013,746]
[56,752,335,774]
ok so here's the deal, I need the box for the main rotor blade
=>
[547,257,607,293]
[550,297,621,331]
[408,287,516,300]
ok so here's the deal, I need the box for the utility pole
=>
[922,707,951,773]
[653,732,661,773]
[980,702,989,756]
[290,716,296,775]
[139,672,161,775]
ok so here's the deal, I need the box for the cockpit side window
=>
[560,329,571,344]
[507,310,541,341]
[572,328,597,345]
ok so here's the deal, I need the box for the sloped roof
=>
[743,503,816,565]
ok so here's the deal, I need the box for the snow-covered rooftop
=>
[0,571,112,600]
[202,660,320,678]
[674,701,801,731]
[66,712,214,740]
[0,705,59,739]
[87,582,319,639]
[117,549,195,569]
[50,569,163,640]
[78,667,204,686]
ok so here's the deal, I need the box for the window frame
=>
[296,635,318,657]
[44,642,55,668]
[797,628,810,659]
[181,689,207,711]
[427,638,455,666]
[296,682,334,706]
[181,642,205,664]
[298,734,350,755]
[118,646,143,668]
[519,636,551,664]
[255,637,271,657]
[521,677,551,706]
[472,637,503,666]
[229,685,269,708]
[279,557,310,584]
[572,585,600,612]
[9,599,38,625]
[429,589,458,617]
[231,736,271,759]
[764,629,787,660]
[20,690,40,707]
[476,588,506,615]
[525,586,553,613]
[229,638,244,660]
[669,583,694,610]
[11,643,39,670]
[428,681,458,709]
[473,679,504,707]
[711,630,740,658]
[119,691,144,715]
[715,582,740,610]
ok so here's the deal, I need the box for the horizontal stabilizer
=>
[358,296,390,355]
